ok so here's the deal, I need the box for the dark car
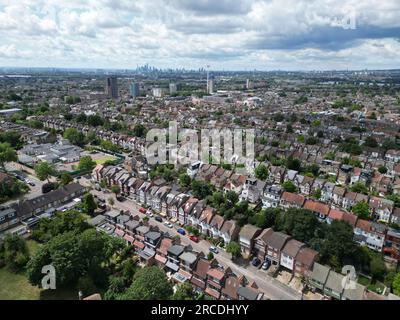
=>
[262,259,271,270]
[209,246,219,254]
[251,257,261,267]
[155,216,163,223]
[177,228,186,235]
[116,195,125,202]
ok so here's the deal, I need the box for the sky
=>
[0,0,399,71]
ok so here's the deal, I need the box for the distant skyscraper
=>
[106,76,118,99]
[152,87,163,98]
[130,82,140,98]
[207,74,214,94]
[246,79,254,89]
[169,83,179,95]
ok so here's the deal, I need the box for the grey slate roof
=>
[309,262,330,284]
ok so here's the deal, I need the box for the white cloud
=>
[0,0,398,69]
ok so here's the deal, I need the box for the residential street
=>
[4,162,47,203]
[80,177,303,300]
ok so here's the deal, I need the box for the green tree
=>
[104,275,129,300]
[34,161,55,182]
[63,128,85,147]
[286,157,301,171]
[352,201,370,219]
[369,254,387,281]
[0,131,22,148]
[179,173,191,189]
[313,188,322,199]
[364,136,378,148]
[76,113,87,123]
[60,172,73,185]
[255,164,269,181]
[122,266,173,300]
[111,185,121,195]
[207,252,214,260]
[31,210,90,242]
[251,208,280,229]
[378,166,387,174]
[82,193,97,215]
[320,220,358,269]
[350,182,369,195]
[87,114,104,127]
[132,124,146,138]
[281,209,319,243]
[226,241,241,260]
[100,140,119,152]
[172,282,194,300]
[306,137,318,145]
[0,234,29,272]
[26,229,124,288]
[0,142,17,170]
[191,180,214,199]
[78,155,96,171]
[282,180,297,193]
[392,273,400,296]
[85,131,100,145]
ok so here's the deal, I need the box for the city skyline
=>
[0,0,399,71]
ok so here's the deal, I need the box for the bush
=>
[42,182,57,194]
[78,276,97,297]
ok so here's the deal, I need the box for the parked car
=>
[139,207,146,214]
[251,257,261,267]
[26,179,35,186]
[154,216,163,223]
[189,235,199,243]
[262,260,271,270]
[209,246,219,254]
[116,195,125,202]
[177,228,186,235]
[164,221,173,228]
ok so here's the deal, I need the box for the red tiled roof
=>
[205,287,221,299]
[123,234,134,243]
[356,219,372,232]
[207,268,225,281]
[133,240,145,250]
[304,200,330,215]
[114,228,125,237]
[282,192,305,206]
[154,254,167,264]
[328,209,345,221]
[193,258,211,278]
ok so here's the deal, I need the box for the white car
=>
[164,221,173,228]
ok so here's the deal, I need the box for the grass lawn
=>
[358,274,371,286]
[27,239,40,256]
[0,268,78,300]
[368,281,386,295]
[95,155,117,165]
[0,268,41,300]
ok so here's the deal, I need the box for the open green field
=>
[95,155,118,165]
[0,268,78,300]
[0,240,77,300]
[0,268,41,300]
